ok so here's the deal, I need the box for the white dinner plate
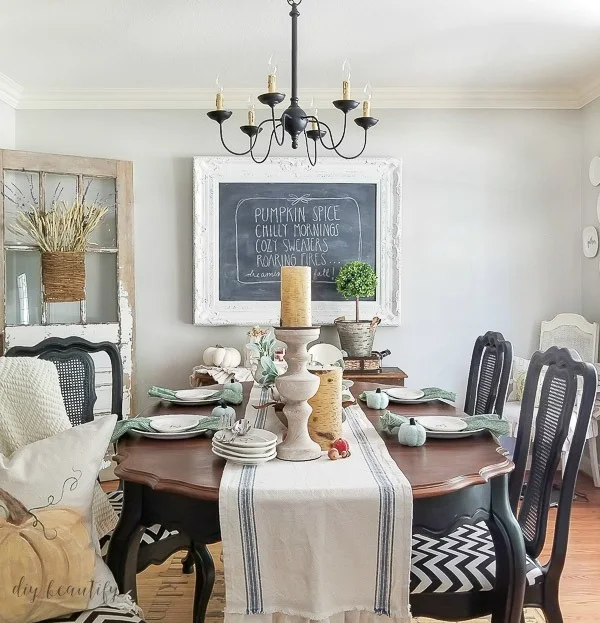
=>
[211,447,277,464]
[136,415,211,440]
[424,428,485,439]
[385,387,425,401]
[149,414,201,433]
[212,438,277,456]
[342,379,354,389]
[161,389,221,405]
[213,428,278,448]
[414,416,467,432]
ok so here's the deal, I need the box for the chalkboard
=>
[218,182,377,302]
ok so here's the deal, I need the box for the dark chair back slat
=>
[509,347,596,567]
[6,336,123,426]
[464,331,512,416]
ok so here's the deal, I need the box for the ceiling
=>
[1,0,600,109]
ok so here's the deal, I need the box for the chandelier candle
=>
[280,265,312,327]
[307,365,343,449]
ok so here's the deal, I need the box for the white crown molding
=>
[16,86,583,110]
[578,78,600,109]
[0,72,23,108]
[1,71,598,110]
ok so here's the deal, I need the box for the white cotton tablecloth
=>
[220,385,413,623]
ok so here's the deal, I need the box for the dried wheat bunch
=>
[10,200,108,252]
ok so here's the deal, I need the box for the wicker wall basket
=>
[41,251,86,302]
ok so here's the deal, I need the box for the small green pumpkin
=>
[227,378,244,394]
[397,418,426,447]
[212,400,236,429]
[366,387,389,410]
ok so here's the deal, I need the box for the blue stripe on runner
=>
[237,386,269,614]
[345,406,397,615]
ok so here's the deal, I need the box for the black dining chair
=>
[5,336,192,574]
[464,331,513,417]
[409,346,596,622]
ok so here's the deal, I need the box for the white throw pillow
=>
[507,356,530,402]
[0,415,141,623]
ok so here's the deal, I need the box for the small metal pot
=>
[335,317,379,357]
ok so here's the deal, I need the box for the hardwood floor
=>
[540,474,600,622]
[103,474,600,621]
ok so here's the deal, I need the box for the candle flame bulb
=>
[215,75,224,111]
[310,98,318,130]
[342,58,351,100]
[247,96,256,126]
[362,82,372,117]
[268,54,278,93]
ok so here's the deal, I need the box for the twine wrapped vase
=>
[41,252,86,302]
[307,366,343,449]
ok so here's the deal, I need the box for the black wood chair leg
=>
[543,591,563,623]
[488,475,527,623]
[106,482,146,601]
[182,549,195,574]
[192,543,216,623]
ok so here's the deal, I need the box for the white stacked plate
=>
[212,428,278,464]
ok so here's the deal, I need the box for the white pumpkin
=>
[203,345,242,368]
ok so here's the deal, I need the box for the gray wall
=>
[582,97,600,322]
[15,108,583,410]
[0,101,15,148]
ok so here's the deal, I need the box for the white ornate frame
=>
[193,156,402,326]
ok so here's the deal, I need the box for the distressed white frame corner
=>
[193,156,402,327]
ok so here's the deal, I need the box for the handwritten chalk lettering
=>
[293,222,340,237]
[282,238,329,253]
[254,205,306,223]
[229,191,371,297]
[241,196,360,282]
[311,205,340,221]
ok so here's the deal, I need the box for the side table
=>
[343,366,407,386]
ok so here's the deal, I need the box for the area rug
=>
[136,546,545,623]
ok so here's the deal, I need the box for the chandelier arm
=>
[271,109,286,146]
[217,123,257,156]
[304,132,318,167]
[310,115,348,151]
[323,128,368,160]
[250,127,280,164]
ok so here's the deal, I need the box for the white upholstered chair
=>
[503,313,600,487]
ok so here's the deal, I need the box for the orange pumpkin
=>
[0,488,96,623]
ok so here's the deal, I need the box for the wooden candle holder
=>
[274,326,322,461]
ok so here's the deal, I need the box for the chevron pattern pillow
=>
[44,607,143,622]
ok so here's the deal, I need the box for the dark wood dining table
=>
[106,381,525,623]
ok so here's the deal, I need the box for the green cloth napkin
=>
[359,387,457,403]
[111,415,222,443]
[379,410,509,437]
[148,384,244,405]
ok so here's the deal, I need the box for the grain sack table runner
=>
[220,385,413,623]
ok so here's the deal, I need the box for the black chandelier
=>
[207,0,379,166]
